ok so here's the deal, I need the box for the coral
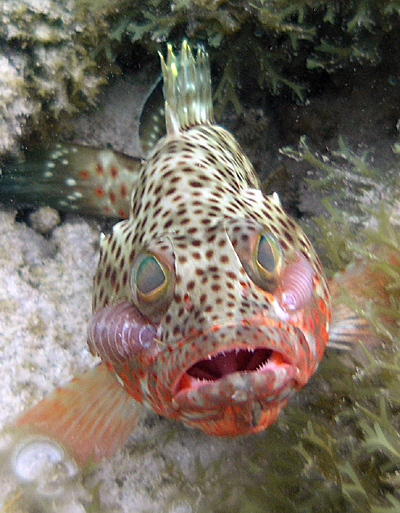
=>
[0,50,36,154]
[2,0,400,154]
[0,0,127,154]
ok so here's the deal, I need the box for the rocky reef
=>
[2,0,400,153]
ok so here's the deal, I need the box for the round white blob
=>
[12,436,78,497]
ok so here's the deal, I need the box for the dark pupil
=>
[136,256,165,294]
[256,236,275,273]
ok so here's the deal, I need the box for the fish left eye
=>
[130,248,175,322]
[255,233,283,281]
[229,225,283,293]
[247,232,283,292]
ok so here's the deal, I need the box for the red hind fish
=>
[0,41,382,504]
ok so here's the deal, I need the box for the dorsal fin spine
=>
[159,40,214,134]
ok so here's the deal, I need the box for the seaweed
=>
[2,0,400,154]
[272,135,400,512]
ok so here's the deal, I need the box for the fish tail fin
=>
[328,258,393,353]
[159,39,214,134]
[0,144,140,218]
[14,363,142,467]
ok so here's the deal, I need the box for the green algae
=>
[3,0,400,153]
[274,139,400,512]
[126,141,400,513]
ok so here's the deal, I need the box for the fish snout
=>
[170,322,313,434]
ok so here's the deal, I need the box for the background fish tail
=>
[0,143,141,218]
[14,363,142,466]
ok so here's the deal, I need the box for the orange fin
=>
[328,258,390,352]
[15,363,142,466]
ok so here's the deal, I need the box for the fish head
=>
[90,193,331,436]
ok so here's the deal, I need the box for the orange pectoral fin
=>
[15,363,142,466]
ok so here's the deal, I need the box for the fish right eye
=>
[130,242,175,322]
[134,254,167,298]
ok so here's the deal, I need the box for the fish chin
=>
[171,322,311,433]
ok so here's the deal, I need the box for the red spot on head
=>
[103,205,111,214]
[110,269,117,288]
[96,164,104,175]
[109,190,116,204]
[120,183,127,198]
[79,170,90,179]
[110,166,118,178]
[320,324,328,343]
[95,186,105,197]
[125,379,143,402]
[118,209,127,218]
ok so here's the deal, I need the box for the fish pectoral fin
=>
[328,300,376,351]
[328,258,390,355]
[14,363,142,467]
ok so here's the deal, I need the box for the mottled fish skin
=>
[88,41,331,436]
[0,144,140,218]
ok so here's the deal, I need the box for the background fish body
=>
[88,42,331,436]
[0,144,141,218]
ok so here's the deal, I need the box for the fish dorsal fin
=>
[159,40,214,134]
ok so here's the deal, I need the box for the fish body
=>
[85,42,331,436]
[0,41,384,508]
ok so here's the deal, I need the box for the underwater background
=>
[0,0,400,511]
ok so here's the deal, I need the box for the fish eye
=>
[229,225,283,293]
[135,255,167,298]
[254,233,283,286]
[130,246,175,322]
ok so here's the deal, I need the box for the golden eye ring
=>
[133,254,168,301]
[228,223,284,293]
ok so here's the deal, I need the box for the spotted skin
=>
[0,144,141,218]
[88,42,331,436]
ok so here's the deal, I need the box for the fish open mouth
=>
[175,346,293,394]
[172,322,310,413]
[186,348,275,381]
